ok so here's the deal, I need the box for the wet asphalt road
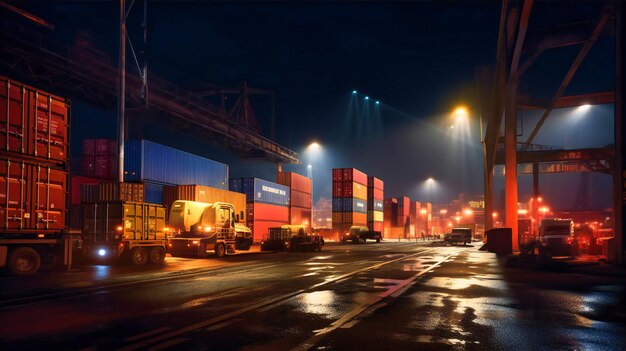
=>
[1,241,625,350]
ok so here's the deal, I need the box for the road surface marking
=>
[116,248,438,351]
[291,251,458,351]
[148,338,188,351]
[124,327,171,342]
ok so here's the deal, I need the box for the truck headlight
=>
[98,249,107,257]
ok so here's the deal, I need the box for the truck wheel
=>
[149,247,166,264]
[8,247,41,275]
[215,243,226,258]
[376,237,381,243]
[130,247,148,265]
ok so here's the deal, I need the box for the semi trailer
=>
[260,224,323,252]
[342,225,382,243]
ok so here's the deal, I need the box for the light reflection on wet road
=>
[0,242,624,350]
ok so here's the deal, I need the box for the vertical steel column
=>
[505,80,519,251]
[532,162,539,236]
[483,144,493,231]
[118,0,126,183]
[614,0,624,263]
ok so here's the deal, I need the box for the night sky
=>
[7,1,615,210]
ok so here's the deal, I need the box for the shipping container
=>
[81,155,95,177]
[94,155,117,179]
[290,190,312,208]
[144,181,166,205]
[367,188,384,202]
[82,202,167,242]
[368,222,383,232]
[368,199,384,211]
[246,202,289,222]
[124,139,228,189]
[70,175,105,205]
[95,139,116,155]
[332,168,367,185]
[82,139,95,155]
[342,198,367,213]
[0,77,70,164]
[162,184,246,221]
[231,178,290,206]
[81,182,145,203]
[276,171,311,194]
[0,157,67,231]
[367,176,384,190]
[342,181,367,199]
[367,210,384,222]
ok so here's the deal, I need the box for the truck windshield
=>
[543,225,570,234]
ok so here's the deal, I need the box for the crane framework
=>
[480,0,623,260]
[0,6,299,165]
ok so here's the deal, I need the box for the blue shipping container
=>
[229,178,243,192]
[342,198,367,214]
[124,140,228,189]
[232,178,290,206]
[144,181,168,205]
[332,198,343,212]
[373,199,384,211]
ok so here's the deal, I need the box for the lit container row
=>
[332,198,367,213]
[229,177,290,206]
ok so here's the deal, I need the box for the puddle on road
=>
[424,276,508,291]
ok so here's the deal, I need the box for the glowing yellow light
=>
[539,206,550,214]
[439,209,448,215]
[576,104,591,112]
[518,209,528,215]
[452,106,469,122]
[492,212,498,218]
[463,208,473,216]
[308,142,321,151]
[420,209,427,215]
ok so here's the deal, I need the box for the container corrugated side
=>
[70,176,105,205]
[1,157,67,232]
[0,77,70,165]
[290,190,311,208]
[276,171,311,194]
[144,181,166,204]
[341,198,367,213]
[124,140,228,189]
[246,202,289,222]
[237,178,290,206]
[367,176,384,190]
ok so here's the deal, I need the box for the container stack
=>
[82,139,117,179]
[0,77,69,233]
[367,176,384,234]
[230,178,290,242]
[124,139,229,204]
[332,168,368,237]
[383,198,398,235]
[276,171,312,231]
[410,201,422,237]
[397,196,411,238]
[163,185,246,222]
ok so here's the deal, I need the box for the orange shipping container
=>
[276,171,311,194]
[291,190,312,208]
[290,206,312,229]
[247,202,289,222]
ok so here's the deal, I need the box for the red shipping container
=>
[95,139,117,155]
[291,190,312,208]
[94,155,117,179]
[367,188,384,201]
[368,222,383,232]
[332,181,343,197]
[81,155,96,177]
[289,206,311,229]
[246,202,289,222]
[70,175,105,205]
[332,169,343,182]
[332,168,367,185]
[83,139,96,155]
[0,77,70,164]
[367,176,384,190]
[0,157,67,232]
[343,181,367,199]
[276,171,311,194]
[249,220,289,242]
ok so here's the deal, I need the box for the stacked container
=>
[276,171,312,231]
[124,139,229,204]
[367,176,384,234]
[410,201,421,237]
[82,139,117,179]
[383,198,398,234]
[397,196,411,238]
[230,178,289,242]
[332,168,368,237]
[0,77,70,233]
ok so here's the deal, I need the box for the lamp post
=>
[306,142,322,231]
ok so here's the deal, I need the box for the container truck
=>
[81,202,168,264]
[167,200,245,258]
[341,225,382,244]
[260,224,323,252]
[0,76,73,275]
[538,218,577,256]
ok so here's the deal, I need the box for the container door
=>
[0,159,27,230]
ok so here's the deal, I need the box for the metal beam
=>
[0,0,55,30]
[519,91,614,109]
[495,146,614,165]
[525,5,613,146]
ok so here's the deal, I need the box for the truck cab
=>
[167,200,240,258]
[538,218,576,257]
[444,227,472,245]
[343,226,382,244]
